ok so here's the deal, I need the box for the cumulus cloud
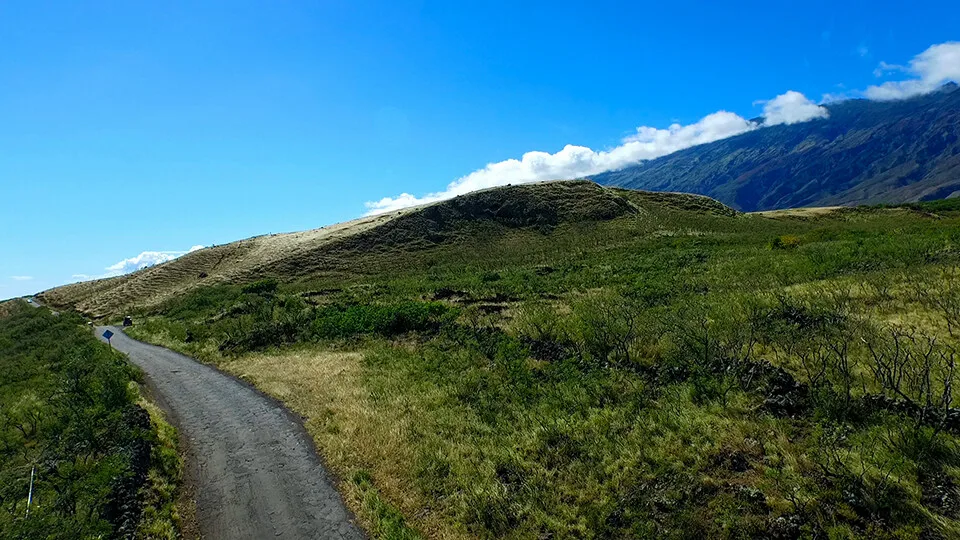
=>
[365,110,761,214]
[105,245,205,275]
[760,91,830,126]
[364,91,833,215]
[866,42,960,100]
[364,41,957,215]
[10,276,33,281]
[72,245,204,281]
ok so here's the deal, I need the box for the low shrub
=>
[311,301,454,340]
[771,234,803,250]
[0,305,159,538]
[218,296,456,352]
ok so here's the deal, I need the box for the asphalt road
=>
[97,326,364,540]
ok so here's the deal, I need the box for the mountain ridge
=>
[591,84,960,211]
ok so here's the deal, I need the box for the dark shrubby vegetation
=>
[0,304,171,539]
[131,196,960,538]
[141,283,455,355]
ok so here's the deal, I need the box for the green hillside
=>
[49,181,960,538]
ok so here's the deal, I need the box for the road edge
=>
[112,326,369,539]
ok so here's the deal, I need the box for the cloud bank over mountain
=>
[366,41,958,215]
[760,91,830,126]
[365,110,761,214]
[865,42,960,100]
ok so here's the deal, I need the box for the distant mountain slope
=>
[40,181,731,317]
[592,84,960,211]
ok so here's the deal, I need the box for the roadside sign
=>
[102,330,114,347]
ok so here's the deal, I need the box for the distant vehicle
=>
[123,316,133,327]
[25,298,32,303]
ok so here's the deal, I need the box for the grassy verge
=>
[0,303,183,539]
[135,393,184,539]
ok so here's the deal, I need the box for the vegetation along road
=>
[96,326,364,539]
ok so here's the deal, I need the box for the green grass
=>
[0,303,183,539]
[136,396,183,539]
[126,194,960,538]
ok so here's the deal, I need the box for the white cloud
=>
[820,92,850,104]
[105,245,204,275]
[364,91,833,215]
[72,245,204,281]
[10,276,33,281]
[364,41,958,216]
[760,91,830,126]
[865,42,960,100]
[365,111,760,214]
[873,61,904,78]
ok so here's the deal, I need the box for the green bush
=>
[770,234,802,250]
[217,296,455,352]
[311,301,453,340]
[158,284,241,321]
[0,304,155,538]
[242,278,279,296]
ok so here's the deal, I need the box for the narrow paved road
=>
[97,326,364,540]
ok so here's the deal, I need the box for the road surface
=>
[97,326,364,540]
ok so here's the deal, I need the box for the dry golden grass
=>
[216,348,468,540]
[786,271,958,337]
[39,210,406,317]
[136,391,188,540]
[751,206,846,218]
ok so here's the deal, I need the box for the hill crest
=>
[39,181,732,316]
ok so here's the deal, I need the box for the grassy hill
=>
[592,83,960,211]
[37,207,403,318]
[39,181,728,317]
[42,181,960,538]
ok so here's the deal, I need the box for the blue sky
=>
[1,0,958,299]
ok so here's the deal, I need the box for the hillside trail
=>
[97,326,364,540]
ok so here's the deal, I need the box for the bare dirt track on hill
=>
[97,327,364,540]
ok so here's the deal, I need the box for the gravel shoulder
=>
[97,326,364,540]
